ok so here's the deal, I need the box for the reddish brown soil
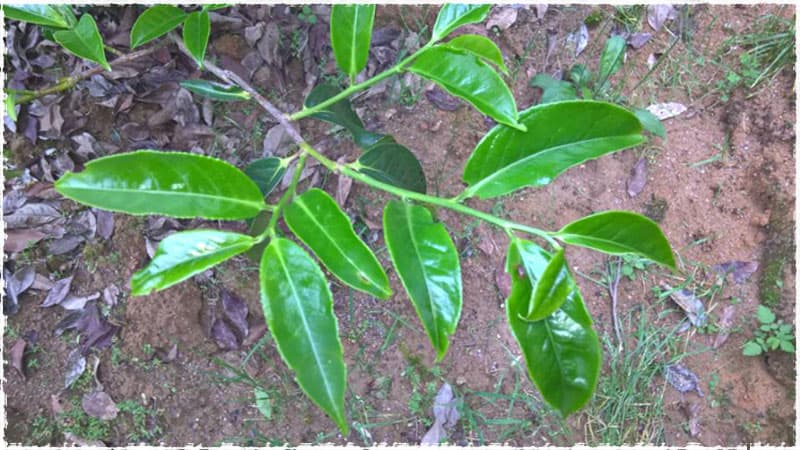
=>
[4,4,795,446]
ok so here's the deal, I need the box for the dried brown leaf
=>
[41,275,74,308]
[9,339,27,379]
[82,391,118,420]
[627,157,648,197]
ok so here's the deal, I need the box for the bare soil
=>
[3,4,796,446]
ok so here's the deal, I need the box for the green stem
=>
[300,143,560,249]
[288,42,433,121]
[260,153,307,241]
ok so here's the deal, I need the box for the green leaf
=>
[259,238,348,434]
[130,5,187,49]
[330,4,375,78]
[54,150,265,220]
[180,79,251,101]
[3,4,73,28]
[285,188,391,299]
[356,137,427,193]
[462,101,645,199]
[632,107,666,139]
[742,341,763,356]
[505,240,601,416]
[767,336,781,350]
[52,5,77,27]
[202,4,230,11]
[445,34,508,74]
[254,387,272,420]
[598,35,626,86]
[244,157,287,197]
[529,73,578,104]
[131,230,254,296]
[182,10,210,68]
[528,247,573,322]
[5,91,18,124]
[245,210,270,262]
[305,83,383,148]
[756,305,776,324]
[383,200,462,361]
[553,211,676,269]
[53,14,111,71]
[431,4,491,42]
[779,340,795,353]
[409,46,522,130]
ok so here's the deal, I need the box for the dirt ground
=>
[3,4,796,446]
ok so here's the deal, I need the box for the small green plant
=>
[30,416,59,445]
[8,4,678,435]
[117,400,163,442]
[297,5,318,25]
[742,305,795,356]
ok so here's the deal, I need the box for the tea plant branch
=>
[13,40,169,105]
[287,41,436,121]
[172,34,559,248]
[262,153,307,240]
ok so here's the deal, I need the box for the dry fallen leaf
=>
[4,228,47,253]
[336,170,353,207]
[665,363,704,397]
[9,339,27,379]
[713,261,758,284]
[421,383,459,444]
[662,283,707,327]
[41,275,75,308]
[712,305,736,349]
[65,347,87,389]
[646,102,687,120]
[486,7,518,31]
[426,87,461,112]
[647,4,677,32]
[82,391,119,420]
[627,157,648,197]
[4,266,36,315]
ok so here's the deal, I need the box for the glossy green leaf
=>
[461,101,645,199]
[130,5,187,49]
[180,79,251,101]
[553,211,676,269]
[330,4,375,78]
[529,73,578,104]
[259,238,347,434]
[202,4,230,11]
[431,4,491,42]
[527,247,573,322]
[244,157,287,197]
[445,34,508,74]
[3,4,73,28]
[53,14,111,71]
[245,210,270,262]
[598,35,626,86]
[52,5,77,27]
[383,200,462,361]
[505,239,601,416]
[131,230,254,296]
[632,107,666,139]
[409,46,522,130]
[305,83,383,148]
[182,10,210,67]
[355,137,427,194]
[285,188,391,299]
[54,150,265,220]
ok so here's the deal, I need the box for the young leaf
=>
[5,91,18,123]
[259,238,348,434]
[254,387,272,419]
[383,200,462,361]
[527,246,573,322]
[529,73,578,104]
[305,83,383,148]
[779,340,795,353]
[632,107,666,139]
[330,4,376,78]
[431,4,492,42]
[54,150,265,220]
[756,305,776,324]
[180,79,251,102]
[285,189,391,299]
[130,5,187,49]
[131,230,254,296]
[505,241,601,416]
[445,34,508,74]
[598,35,626,87]
[3,4,73,28]
[356,137,427,193]
[53,14,111,71]
[462,101,645,199]
[183,10,210,67]
[244,157,287,197]
[553,211,676,269]
[742,341,762,356]
[408,46,522,130]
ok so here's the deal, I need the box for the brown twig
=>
[169,33,305,145]
[14,40,169,105]
[610,257,624,351]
